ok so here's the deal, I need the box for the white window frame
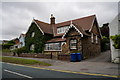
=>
[44,43,62,51]
[91,33,94,43]
[70,39,77,49]
[57,26,69,34]
[95,35,98,44]
[31,32,35,37]
[30,44,35,51]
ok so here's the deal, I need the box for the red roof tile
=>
[54,15,96,36]
[34,19,53,34]
[33,15,96,36]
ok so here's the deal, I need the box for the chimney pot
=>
[50,14,55,24]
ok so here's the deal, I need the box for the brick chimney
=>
[50,14,55,24]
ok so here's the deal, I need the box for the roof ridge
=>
[56,14,96,25]
[34,19,50,25]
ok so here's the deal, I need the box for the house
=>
[109,13,120,63]
[100,23,109,37]
[19,34,26,47]
[10,34,25,50]
[25,14,102,59]
[2,40,9,44]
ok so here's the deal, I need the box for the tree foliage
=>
[110,34,120,49]
[25,23,52,53]
[12,47,27,55]
[2,40,15,49]
[101,36,110,52]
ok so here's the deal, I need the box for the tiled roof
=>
[54,15,96,36]
[34,19,53,34]
[47,38,66,43]
[33,15,95,36]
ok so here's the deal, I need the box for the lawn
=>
[2,56,52,66]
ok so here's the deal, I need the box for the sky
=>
[0,0,119,40]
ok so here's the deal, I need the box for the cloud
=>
[1,2,118,40]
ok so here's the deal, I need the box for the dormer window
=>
[31,32,35,37]
[57,26,69,34]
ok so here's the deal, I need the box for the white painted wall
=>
[109,13,120,63]
[19,35,25,47]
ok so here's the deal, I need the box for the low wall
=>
[19,53,52,59]
[58,54,70,61]
[19,53,70,61]
[2,52,13,56]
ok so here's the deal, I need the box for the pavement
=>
[3,50,120,77]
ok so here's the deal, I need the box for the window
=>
[30,44,35,51]
[45,43,61,51]
[57,26,69,34]
[95,35,98,44]
[70,39,77,49]
[31,32,35,37]
[91,33,94,43]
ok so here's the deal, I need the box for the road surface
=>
[2,62,117,79]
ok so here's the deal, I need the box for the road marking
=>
[3,62,119,78]
[4,69,32,78]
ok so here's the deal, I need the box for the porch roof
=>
[47,38,66,43]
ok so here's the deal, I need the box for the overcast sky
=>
[0,1,119,40]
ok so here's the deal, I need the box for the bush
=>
[110,34,120,49]
[101,36,110,52]
[12,47,27,55]
[2,40,15,49]
[2,49,11,52]
[2,44,13,49]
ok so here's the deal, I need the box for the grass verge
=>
[2,56,52,66]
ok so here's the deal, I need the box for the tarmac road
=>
[2,62,117,79]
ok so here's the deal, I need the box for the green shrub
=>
[110,34,120,49]
[12,47,27,55]
[2,44,13,49]
[2,49,11,52]
[101,36,110,52]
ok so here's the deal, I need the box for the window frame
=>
[31,32,35,37]
[44,42,62,51]
[30,44,35,51]
[95,35,98,44]
[57,26,69,34]
[70,39,77,50]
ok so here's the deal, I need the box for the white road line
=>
[4,69,32,78]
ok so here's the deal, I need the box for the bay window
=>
[45,43,61,51]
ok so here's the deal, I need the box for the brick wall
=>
[44,51,61,59]
[82,36,101,59]
[62,28,82,54]
[19,53,52,59]
[58,54,70,61]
